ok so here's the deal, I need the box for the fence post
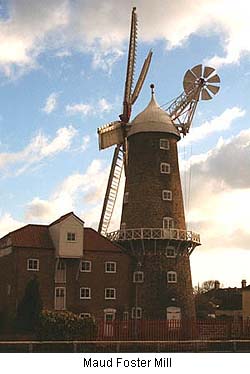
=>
[28,343,33,353]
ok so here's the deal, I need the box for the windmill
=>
[97,7,153,236]
[97,8,221,323]
[97,9,220,238]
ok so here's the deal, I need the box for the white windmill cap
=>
[128,84,180,139]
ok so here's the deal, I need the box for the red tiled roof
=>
[49,212,84,226]
[0,212,122,253]
[84,228,124,253]
[9,225,54,249]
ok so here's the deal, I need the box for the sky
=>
[0,0,249,288]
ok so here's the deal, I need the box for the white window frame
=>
[54,287,66,310]
[160,139,170,150]
[105,262,117,273]
[55,259,66,283]
[80,287,91,299]
[67,232,76,241]
[163,217,175,229]
[123,311,129,321]
[162,190,172,201]
[7,284,11,296]
[121,222,126,230]
[79,313,91,318]
[165,246,176,258]
[80,260,92,272]
[132,307,142,319]
[27,258,39,271]
[160,162,170,174]
[167,271,177,283]
[133,271,144,283]
[124,192,129,204]
[105,288,116,300]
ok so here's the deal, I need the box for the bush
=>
[15,277,42,332]
[36,310,97,340]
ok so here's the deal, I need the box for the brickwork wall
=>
[121,132,186,230]
[123,240,196,320]
[15,248,55,311]
[64,250,132,320]
[119,130,196,321]
[0,250,16,315]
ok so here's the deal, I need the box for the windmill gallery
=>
[0,8,221,330]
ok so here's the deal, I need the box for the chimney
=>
[214,280,220,290]
[242,279,247,288]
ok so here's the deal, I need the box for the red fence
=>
[95,319,250,341]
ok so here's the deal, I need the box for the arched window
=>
[163,217,174,229]
[167,271,177,283]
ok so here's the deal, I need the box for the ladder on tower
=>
[98,145,124,236]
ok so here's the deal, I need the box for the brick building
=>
[0,212,131,324]
[106,91,201,322]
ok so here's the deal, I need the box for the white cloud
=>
[25,159,110,225]
[181,107,245,147]
[0,125,77,175]
[0,0,69,77]
[0,213,24,238]
[2,0,250,78]
[98,98,112,113]
[66,103,93,116]
[42,92,58,114]
[81,135,90,151]
[182,128,250,256]
[66,98,112,116]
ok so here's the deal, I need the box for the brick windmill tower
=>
[98,8,220,321]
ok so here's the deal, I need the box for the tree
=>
[16,276,43,332]
[194,280,222,295]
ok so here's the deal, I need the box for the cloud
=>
[0,213,24,238]
[98,98,112,113]
[0,125,77,176]
[180,107,246,147]
[0,0,69,77]
[183,128,250,254]
[66,103,93,116]
[66,98,112,116]
[42,92,58,114]
[25,159,110,225]
[1,0,250,78]
[81,135,90,151]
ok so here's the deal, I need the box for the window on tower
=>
[163,217,175,229]
[133,271,144,283]
[167,271,177,283]
[121,222,126,230]
[160,162,170,174]
[162,190,172,201]
[124,192,129,204]
[160,139,170,150]
[166,246,176,258]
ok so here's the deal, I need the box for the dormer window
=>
[67,232,76,241]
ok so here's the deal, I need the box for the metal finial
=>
[150,83,155,95]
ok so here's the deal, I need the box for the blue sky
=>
[0,0,250,287]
